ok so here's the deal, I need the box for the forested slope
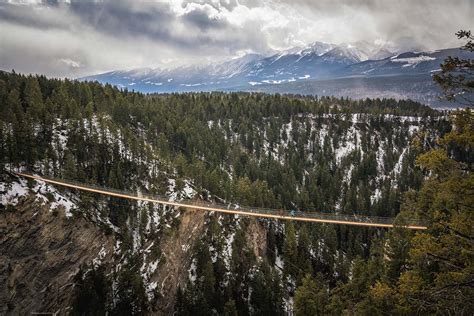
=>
[1,71,471,315]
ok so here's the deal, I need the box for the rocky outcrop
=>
[0,174,212,315]
[245,219,267,260]
[0,194,114,315]
[150,208,207,315]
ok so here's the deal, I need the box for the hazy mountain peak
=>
[323,45,366,63]
[299,41,336,56]
[81,45,465,99]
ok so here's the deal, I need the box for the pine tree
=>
[384,222,413,281]
[63,151,77,180]
[433,30,473,105]
[283,221,298,282]
[349,257,369,302]
[1,90,14,124]
[8,89,24,166]
[24,76,44,121]
[297,224,313,283]
[250,261,283,315]
[223,299,238,316]
[363,281,396,314]
[397,109,474,314]
[51,84,69,117]
[71,264,110,315]
[112,256,148,315]
[174,286,189,316]
[294,274,329,316]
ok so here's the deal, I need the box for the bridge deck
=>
[14,172,428,230]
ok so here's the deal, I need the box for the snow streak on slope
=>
[208,113,430,210]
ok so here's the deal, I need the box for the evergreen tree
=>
[396,109,474,314]
[223,299,238,316]
[24,76,44,121]
[63,151,77,179]
[71,264,110,315]
[250,262,284,315]
[384,222,413,281]
[112,256,149,315]
[175,286,190,316]
[296,224,313,283]
[433,30,473,105]
[294,274,329,316]
[283,222,298,282]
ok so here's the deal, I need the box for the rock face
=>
[0,194,114,315]
[246,220,267,260]
[0,182,210,315]
[151,208,206,315]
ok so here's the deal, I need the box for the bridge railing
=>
[184,200,402,225]
[27,173,427,227]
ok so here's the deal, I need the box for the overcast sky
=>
[0,0,472,78]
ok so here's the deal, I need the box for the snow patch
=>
[298,74,310,79]
[0,178,29,206]
[391,55,436,67]
[248,81,262,86]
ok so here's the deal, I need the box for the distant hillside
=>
[242,74,448,107]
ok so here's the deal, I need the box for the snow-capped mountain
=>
[81,42,470,97]
[297,41,337,57]
[350,40,397,60]
[319,45,366,64]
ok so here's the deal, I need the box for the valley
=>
[1,1,473,314]
[3,71,471,314]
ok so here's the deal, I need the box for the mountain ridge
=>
[80,42,471,106]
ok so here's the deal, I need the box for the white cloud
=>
[59,58,81,68]
[0,0,472,77]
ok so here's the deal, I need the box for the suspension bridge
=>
[14,172,428,230]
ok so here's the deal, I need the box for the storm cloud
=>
[0,0,472,77]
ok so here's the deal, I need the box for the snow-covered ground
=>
[1,177,78,218]
[207,113,426,208]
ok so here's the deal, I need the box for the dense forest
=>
[0,70,472,315]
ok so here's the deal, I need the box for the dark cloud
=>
[65,1,255,51]
[183,8,227,31]
[0,0,472,78]
[0,4,70,30]
[68,2,178,43]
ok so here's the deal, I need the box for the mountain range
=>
[82,41,472,106]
